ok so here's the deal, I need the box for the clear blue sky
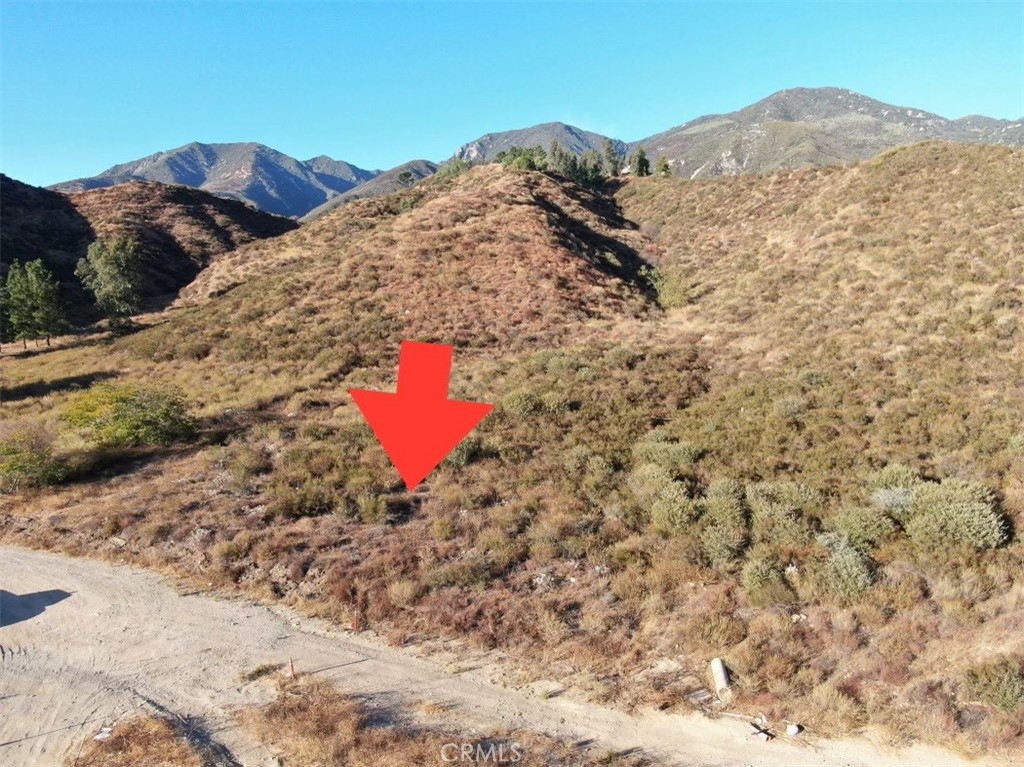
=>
[2,1,1022,187]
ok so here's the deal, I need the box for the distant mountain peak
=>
[454,123,626,163]
[49,142,381,218]
[634,86,1022,179]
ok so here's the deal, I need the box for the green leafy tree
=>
[602,139,623,176]
[579,149,603,186]
[655,155,671,176]
[4,262,34,348]
[496,145,547,172]
[435,157,472,179]
[548,141,570,175]
[545,142,606,188]
[76,237,145,328]
[631,146,651,177]
[2,260,66,348]
[25,260,66,345]
[397,170,415,189]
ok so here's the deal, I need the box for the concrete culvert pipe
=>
[710,657,730,698]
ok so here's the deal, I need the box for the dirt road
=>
[0,546,1001,766]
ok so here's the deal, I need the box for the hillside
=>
[615,139,1024,491]
[632,87,1024,177]
[49,142,380,218]
[174,163,654,358]
[300,159,439,222]
[3,145,1024,758]
[455,122,627,163]
[1,175,297,319]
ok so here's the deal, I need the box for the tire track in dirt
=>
[0,545,1005,767]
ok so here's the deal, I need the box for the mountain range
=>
[39,87,1024,219]
[49,142,380,218]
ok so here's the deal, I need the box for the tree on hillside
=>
[4,263,34,348]
[631,146,651,177]
[496,145,547,172]
[579,149,604,187]
[397,170,415,189]
[2,260,67,348]
[655,155,671,176]
[546,142,605,188]
[76,237,145,329]
[26,260,66,345]
[602,139,623,176]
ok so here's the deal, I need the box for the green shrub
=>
[501,388,542,418]
[63,384,196,448]
[741,558,796,606]
[1008,432,1024,456]
[432,517,456,541]
[869,486,916,519]
[0,426,66,492]
[746,481,817,546]
[817,533,875,601]
[774,395,809,423]
[631,429,702,470]
[562,444,593,476]
[700,478,749,566]
[828,507,895,552]
[643,265,689,308]
[356,492,389,524]
[650,484,701,536]
[701,522,748,568]
[580,454,615,497]
[629,462,700,532]
[226,444,273,493]
[703,477,748,527]
[966,657,1024,712]
[867,463,921,491]
[747,481,821,514]
[270,481,337,519]
[434,157,471,179]
[540,390,573,413]
[866,463,922,520]
[906,479,1008,551]
[444,436,482,469]
[628,463,676,504]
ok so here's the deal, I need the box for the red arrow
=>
[348,341,493,490]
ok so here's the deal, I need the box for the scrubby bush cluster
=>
[967,657,1024,713]
[1,383,199,494]
[905,479,1007,550]
[0,425,65,492]
[63,383,196,448]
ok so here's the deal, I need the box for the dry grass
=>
[5,144,1024,757]
[67,715,203,767]
[240,675,645,766]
